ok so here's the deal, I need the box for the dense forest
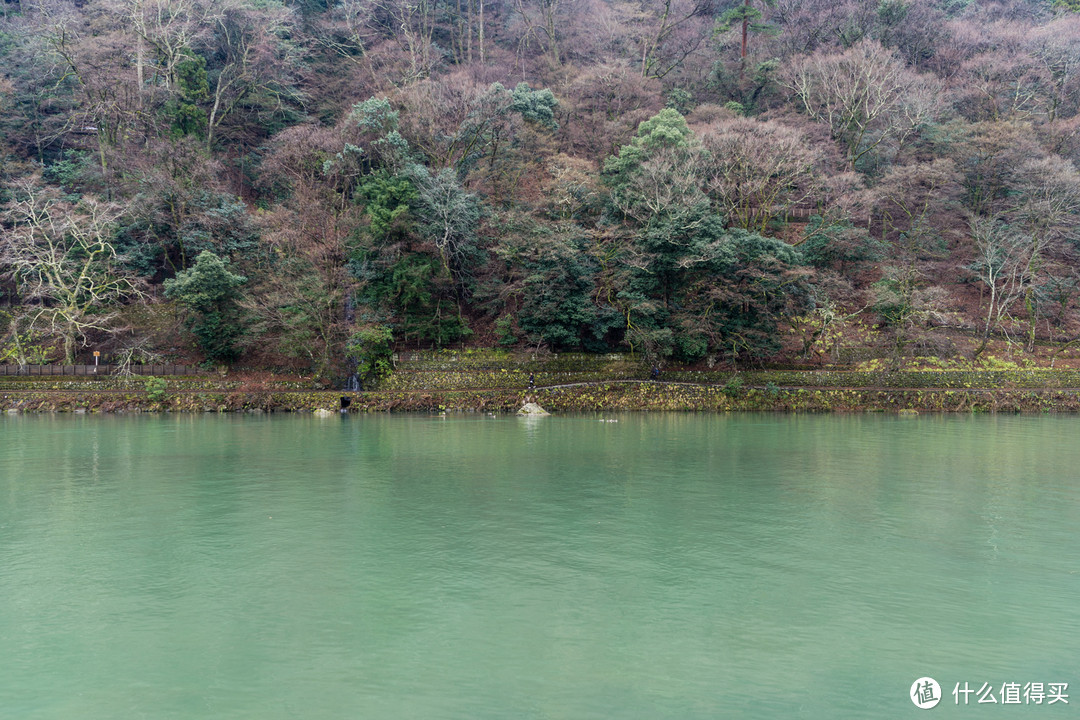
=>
[1,0,1079,381]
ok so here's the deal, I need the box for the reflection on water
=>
[1,413,1079,718]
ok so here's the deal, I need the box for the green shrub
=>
[721,375,744,398]
[495,315,519,347]
[163,251,247,365]
[348,325,395,387]
[145,377,168,402]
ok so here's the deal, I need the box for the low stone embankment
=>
[5,351,1080,413]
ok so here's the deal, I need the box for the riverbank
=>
[6,376,1080,414]
[7,350,1080,413]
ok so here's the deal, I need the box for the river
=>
[1,413,1078,718]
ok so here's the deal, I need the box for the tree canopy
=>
[3,0,1080,373]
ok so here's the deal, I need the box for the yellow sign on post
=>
[93,350,100,370]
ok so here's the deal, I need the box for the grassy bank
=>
[5,350,1080,413]
[4,382,1080,414]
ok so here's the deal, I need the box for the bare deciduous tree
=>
[872,159,962,257]
[953,48,1046,122]
[513,0,562,68]
[2,182,144,363]
[1010,155,1080,348]
[969,214,1029,355]
[782,40,941,169]
[698,117,822,233]
[244,196,357,378]
[204,0,300,148]
[125,0,214,96]
[1026,17,1080,122]
[632,0,715,79]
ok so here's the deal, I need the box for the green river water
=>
[1,412,1079,718]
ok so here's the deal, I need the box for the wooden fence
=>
[0,364,206,376]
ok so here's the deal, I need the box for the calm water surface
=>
[1,413,1079,718]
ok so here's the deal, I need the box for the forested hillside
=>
[1,0,1079,379]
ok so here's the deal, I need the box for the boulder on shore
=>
[517,402,550,416]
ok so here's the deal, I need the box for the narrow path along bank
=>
[5,379,1080,414]
[7,351,1080,413]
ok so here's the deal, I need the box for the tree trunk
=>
[741,0,748,57]
[136,35,145,107]
[478,0,485,63]
[740,0,749,77]
[63,327,76,365]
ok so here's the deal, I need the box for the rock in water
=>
[313,408,336,417]
[517,402,550,416]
